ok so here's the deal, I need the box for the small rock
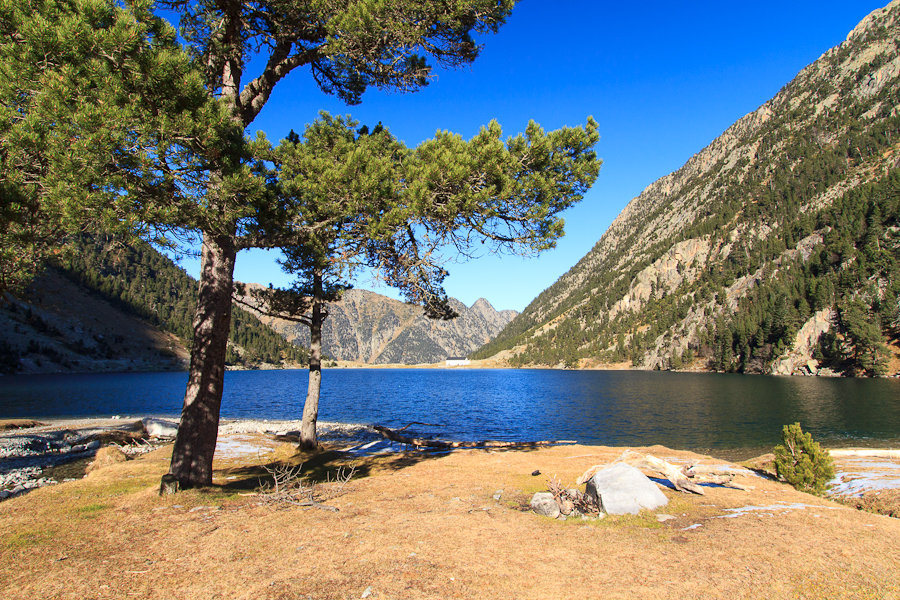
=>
[530,492,561,518]
[531,469,541,476]
[656,514,677,522]
[492,490,503,501]
[361,586,373,598]
[143,418,178,438]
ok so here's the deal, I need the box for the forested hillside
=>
[475,1,900,376]
[58,237,309,368]
[0,237,308,373]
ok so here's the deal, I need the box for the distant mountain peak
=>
[240,286,518,365]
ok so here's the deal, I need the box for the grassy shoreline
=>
[2,436,898,599]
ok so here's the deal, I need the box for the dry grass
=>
[0,419,47,431]
[1,440,899,600]
[835,489,900,518]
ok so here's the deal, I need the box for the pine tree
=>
[244,113,599,448]
[774,422,835,496]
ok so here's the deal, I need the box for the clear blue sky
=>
[175,1,887,312]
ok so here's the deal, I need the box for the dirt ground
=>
[1,438,899,600]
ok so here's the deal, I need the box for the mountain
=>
[0,269,190,374]
[243,287,517,365]
[0,237,308,374]
[475,1,900,376]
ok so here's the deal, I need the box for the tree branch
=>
[238,44,317,124]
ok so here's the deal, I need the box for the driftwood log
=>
[576,450,751,495]
[373,424,574,450]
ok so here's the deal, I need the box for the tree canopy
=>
[3,0,607,489]
[243,112,600,447]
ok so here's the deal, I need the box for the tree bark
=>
[299,270,324,450]
[167,233,236,487]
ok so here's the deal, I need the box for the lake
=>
[1,369,899,457]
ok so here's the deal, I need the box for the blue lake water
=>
[1,369,899,456]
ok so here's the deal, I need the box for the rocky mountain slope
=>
[0,269,189,374]
[0,238,308,374]
[245,287,517,364]
[476,1,900,376]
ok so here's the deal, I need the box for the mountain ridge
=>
[241,286,517,365]
[476,0,900,376]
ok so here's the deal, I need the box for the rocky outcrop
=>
[770,309,836,376]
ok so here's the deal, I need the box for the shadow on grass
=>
[209,439,560,494]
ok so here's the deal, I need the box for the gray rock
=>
[584,463,668,515]
[530,492,561,518]
[143,418,178,438]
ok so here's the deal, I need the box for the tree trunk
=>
[166,233,237,488]
[299,270,324,450]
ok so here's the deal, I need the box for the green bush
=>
[774,422,835,496]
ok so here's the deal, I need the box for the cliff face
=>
[477,1,900,375]
[248,288,517,365]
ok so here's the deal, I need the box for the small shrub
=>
[774,422,835,496]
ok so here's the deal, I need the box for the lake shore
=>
[2,416,898,506]
[1,427,898,599]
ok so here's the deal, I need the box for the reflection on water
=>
[1,369,898,456]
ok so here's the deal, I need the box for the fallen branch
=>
[395,422,442,432]
[256,462,355,510]
[577,451,751,495]
[683,464,754,490]
[617,450,706,494]
[373,425,574,450]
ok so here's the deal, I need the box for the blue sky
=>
[176,1,887,312]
